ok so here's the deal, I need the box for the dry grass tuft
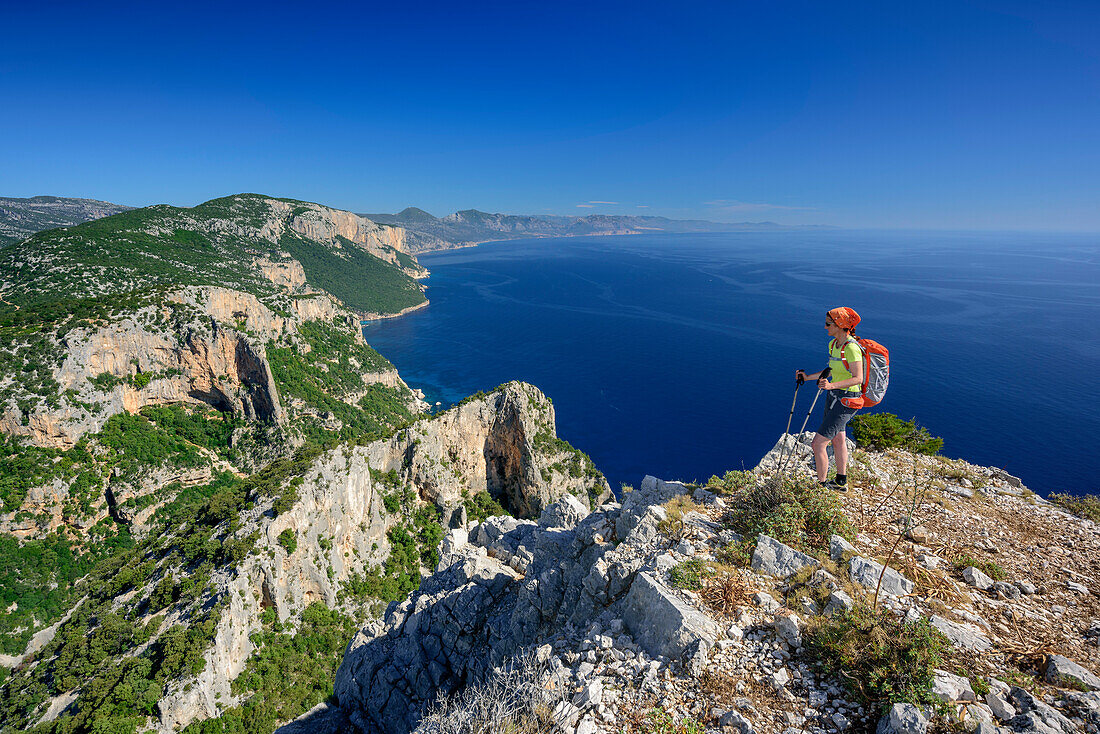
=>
[417,651,569,734]
[700,570,751,617]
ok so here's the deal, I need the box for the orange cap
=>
[827,307,861,331]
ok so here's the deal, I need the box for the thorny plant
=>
[416,651,570,734]
[872,456,935,609]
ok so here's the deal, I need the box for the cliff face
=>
[147,382,587,732]
[0,192,618,734]
[0,282,420,543]
[359,382,611,519]
[0,286,323,449]
[288,207,414,269]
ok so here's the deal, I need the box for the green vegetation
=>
[706,470,754,495]
[952,553,1007,581]
[267,319,415,446]
[850,413,943,455]
[644,707,706,734]
[139,404,243,459]
[722,473,854,553]
[1049,492,1100,523]
[343,480,443,604]
[279,232,425,315]
[463,489,509,524]
[277,529,298,554]
[534,429,606,506]
[184,603,358,734]
[804,604,950,710]
[668,558,711,590]
[98,411,209,479]
[0,437,77,512]
[0,529,131,655]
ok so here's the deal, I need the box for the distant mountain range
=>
[361,206,810,253]
[0,195,134,247]
[1,195,821,254]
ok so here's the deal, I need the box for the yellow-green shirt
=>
[829,338,863,393]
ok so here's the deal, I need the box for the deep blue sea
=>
[363,231,1100,496]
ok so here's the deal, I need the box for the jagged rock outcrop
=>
[329,476,700,733]
[316,434,1100,734]
[359,382,611,517]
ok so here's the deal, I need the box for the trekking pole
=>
[775,373,805,470]
[778,368,830,474]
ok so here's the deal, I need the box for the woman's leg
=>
[812,433,830,482]
[832,432,848,477]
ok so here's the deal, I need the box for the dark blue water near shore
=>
[363,231,1100,496]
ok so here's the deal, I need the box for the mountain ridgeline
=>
[0,194,607,734]
[362,206,791,253]
[0,196,134,248]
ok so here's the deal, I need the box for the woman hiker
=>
[795,307,865,492]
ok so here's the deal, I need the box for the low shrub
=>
[277,529,297,555]
[669,559,710,590]
[699,570,751,616]
[722,473,854,553]
[417,650,567,734]
[804,604,949,709]
[851,413,943,455]
[644,707,706,734]
[464,490,508,524]
[706,470,754,495]
[1049,493,1100,524]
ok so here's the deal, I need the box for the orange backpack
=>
[839,337,890,408]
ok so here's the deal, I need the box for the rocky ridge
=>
[0,195,133,247]
[289,434,1100,734]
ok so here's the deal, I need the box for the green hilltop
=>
[0,193,426,316]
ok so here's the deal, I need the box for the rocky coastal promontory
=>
[282,434,1100,734]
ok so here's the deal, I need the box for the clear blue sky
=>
[2,1,1098,229]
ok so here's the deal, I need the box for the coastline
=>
[408,229,650,255]
[359,298,429,322]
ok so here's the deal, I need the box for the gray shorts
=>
[817,390,860,439]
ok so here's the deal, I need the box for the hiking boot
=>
[820,479,848,492]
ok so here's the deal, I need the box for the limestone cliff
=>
[0,284,421,541]
[359,382,611,519]
[148,382,590,731]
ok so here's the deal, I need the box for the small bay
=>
[363,230,1100,496]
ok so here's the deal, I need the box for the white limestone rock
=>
[849,556,914,597]
[930,616,993,652]
[962,566,995,591]
[932,669,976,702]
[875,703,928,734]
[1045,654,1100,691]
[752,534,820,578]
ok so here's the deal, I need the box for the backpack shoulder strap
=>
[838,336,865,374]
